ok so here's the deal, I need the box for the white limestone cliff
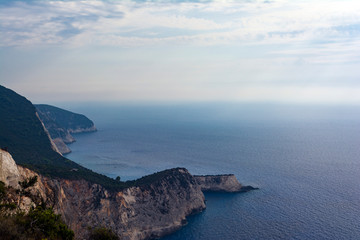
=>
[0,149,254,240]
[0,149,21,188]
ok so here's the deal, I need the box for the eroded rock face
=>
[45,168,205,240]
[0,149,21,188]
[1,155,206,240]
[194,174,244,192]
[1,150,253,240]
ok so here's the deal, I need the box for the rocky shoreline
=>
[0,149,256,240]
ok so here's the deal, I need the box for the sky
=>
[1,0,360,104]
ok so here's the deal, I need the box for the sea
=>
[61,103,360,240]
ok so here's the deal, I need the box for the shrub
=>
[89,227,119,240]
[0,205,74,240]
[19,176,38,189]
[0,181,6,200]
[0,215,27,240]
[23,206,74,240]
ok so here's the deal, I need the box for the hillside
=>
[35,104,97,154]
[0,85,123,190]
[35,104,96,135]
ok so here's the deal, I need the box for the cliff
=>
[0,149,21,189]
[1,149,204,239]
[0,149,254,240]
[0,149,49,212]
[50,168,206,240]
[35,104,97,154]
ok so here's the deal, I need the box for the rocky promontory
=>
[194,174,258,192]
[0,149,255,240]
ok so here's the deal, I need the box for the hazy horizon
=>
[1,0,360,104]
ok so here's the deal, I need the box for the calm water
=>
[63,103,360,240]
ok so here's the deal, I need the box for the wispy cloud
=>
[1,0,360,103]
[1,0,360,50]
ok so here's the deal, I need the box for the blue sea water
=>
[63,103,360,240]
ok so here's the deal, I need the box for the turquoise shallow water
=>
[64,103,360,240]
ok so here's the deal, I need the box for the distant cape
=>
[35,104,97,154]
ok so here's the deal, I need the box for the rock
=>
[68,125,97,134]
[0,149,21,188]
[52,138,72,154]
[239,185,259,192]
[36,112,63,155]
[194,174,257,193]
[0,150,255,240]
[46,168,206,240]
[0,153,206,240]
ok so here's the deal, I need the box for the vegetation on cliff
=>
[0,85,182,192]
[0,85,203,193]
[126,168,192,188]
[0,179,74,240]
[89,227,119,240]
[0,85,123,191]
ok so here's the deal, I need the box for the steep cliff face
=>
[0,149,47,212]
[1,151,206,239]
[0,149,21,188]
[47,168,206,240]
[36,112,64,155]
[1,149,256,240]
[20,168,205,240]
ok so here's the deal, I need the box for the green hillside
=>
[35,104,96,142]
[36,104,95,131]
[0,85,123,191]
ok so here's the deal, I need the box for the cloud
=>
[1,0,360,103]
[1,0,360,49]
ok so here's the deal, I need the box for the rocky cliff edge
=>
[0,149,255,240]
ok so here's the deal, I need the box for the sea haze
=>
[64,103,360,240]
